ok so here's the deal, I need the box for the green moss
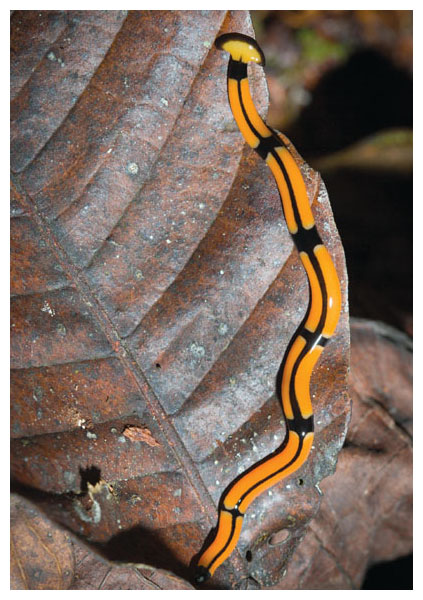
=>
[297,28,350,63]
[370,128,413,148]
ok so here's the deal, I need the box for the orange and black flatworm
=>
[194,32,342,584]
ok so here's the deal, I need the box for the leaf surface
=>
[11,10,350,589]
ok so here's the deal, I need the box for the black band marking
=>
[301,327,330,348]
[225,505,244,518]
[289,414,314,437]
[228,59,247,81]
[292,225,322,255]
[255,134,283,159]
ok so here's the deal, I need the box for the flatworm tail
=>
[194,33,341,584]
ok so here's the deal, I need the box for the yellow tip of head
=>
[215,32,265,66]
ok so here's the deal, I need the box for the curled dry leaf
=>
[11,494,194,590]
[268,318,412,589]
[11,494,74,590]
[11,10,350,589]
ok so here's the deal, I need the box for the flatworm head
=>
[215,32,265,66]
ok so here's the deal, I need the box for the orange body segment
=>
[280,335,307,419]
[227,79,259,149]
[207,514,244,577]
[239,78,272,139]
[238,431,313,513]
[300,251,323,333]
[294,345,324,419]
[277,147,315,230]
[314,245,342,338]
[224,430,300,510]
[266,152,298,233]
[197,509,243,575]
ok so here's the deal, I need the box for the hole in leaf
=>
[79,465,101,493]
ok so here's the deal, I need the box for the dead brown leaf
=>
[11,494,74,590]
[11,10,350,589]
[10,494,194,590]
